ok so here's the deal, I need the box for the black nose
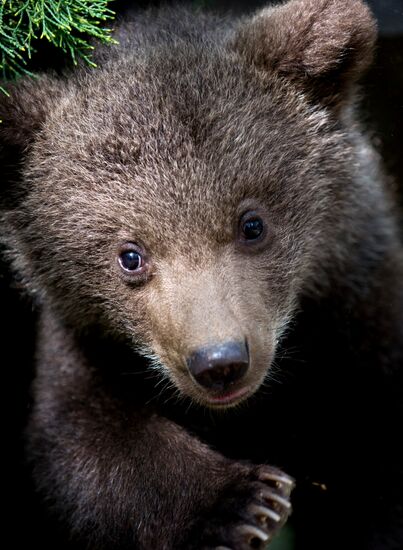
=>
[186,341,249,391]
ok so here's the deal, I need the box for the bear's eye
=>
[118,245,144,273]
[239,212,266,243]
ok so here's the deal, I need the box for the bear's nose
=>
[186,341,249,392]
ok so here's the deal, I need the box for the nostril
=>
[195,361,248,391]
[187,341,249,391]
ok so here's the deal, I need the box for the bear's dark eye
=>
[242,218,264,240]
[239,212,266,243]
[118,245,144,273]
[120,251,142,271]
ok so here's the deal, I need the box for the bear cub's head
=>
[0,0,377,407]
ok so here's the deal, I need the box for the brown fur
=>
[1,1,403,549]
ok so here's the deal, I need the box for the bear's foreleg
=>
[27,307,293,549]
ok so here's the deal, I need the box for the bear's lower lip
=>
[205,386,250,406]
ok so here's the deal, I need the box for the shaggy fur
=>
[1,1,403,548]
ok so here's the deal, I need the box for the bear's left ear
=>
[233,0,377,109]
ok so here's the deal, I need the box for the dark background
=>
[2,0,403,547]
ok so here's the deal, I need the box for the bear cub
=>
[1,0,403,549]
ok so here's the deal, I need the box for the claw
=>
[250,503,282,523]
[236,524,270,543]
[259,471,295,488]
[260,488,292,509]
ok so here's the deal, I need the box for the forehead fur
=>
[27,7,344,250]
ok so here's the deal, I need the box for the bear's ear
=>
[0,75,63,151]
[0,75,62,207]
[233,0,377,109]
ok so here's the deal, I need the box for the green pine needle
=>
[0,0,116,80]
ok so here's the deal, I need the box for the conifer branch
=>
[0,0,116,83]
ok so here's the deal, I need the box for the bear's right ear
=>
[0,75,62,152]
[233,0,377,110]
[0,75,62,207]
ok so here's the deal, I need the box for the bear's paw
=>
[190,465,294,550]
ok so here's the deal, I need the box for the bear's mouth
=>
[203,386,251,407]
